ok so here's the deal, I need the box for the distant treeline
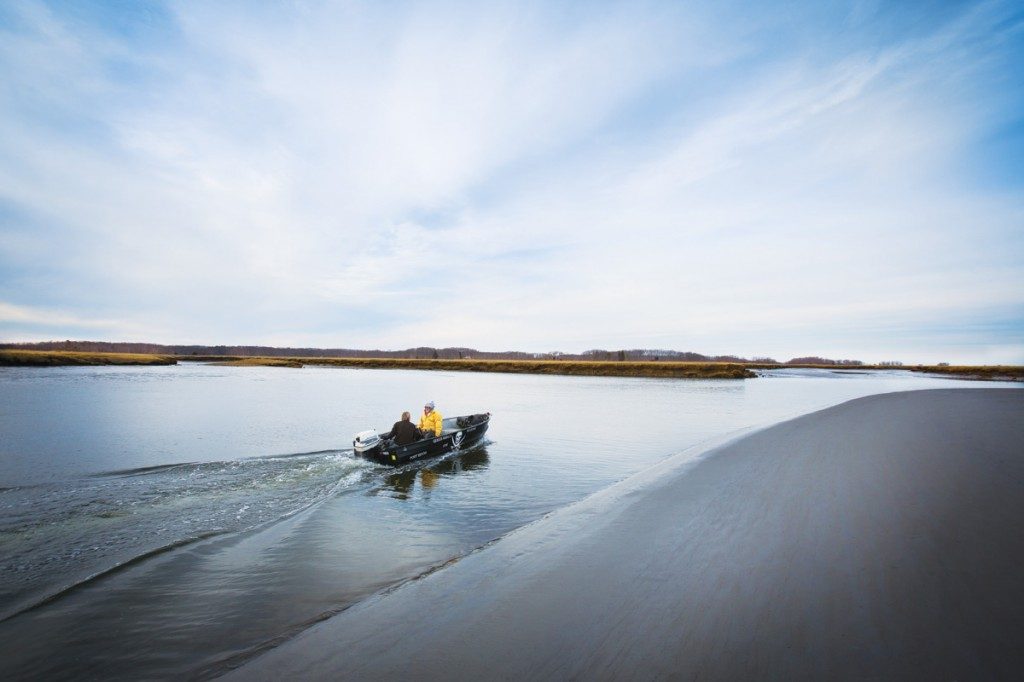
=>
[785,356,865,366]
[0,340,866,366]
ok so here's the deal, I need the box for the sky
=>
[1,0,1022,364]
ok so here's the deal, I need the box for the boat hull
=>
[356,413,490,466]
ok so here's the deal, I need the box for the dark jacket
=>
[385,419,421,446]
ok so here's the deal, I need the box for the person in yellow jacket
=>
[418,401,443,438]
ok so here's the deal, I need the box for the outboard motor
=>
[353,429,383,458]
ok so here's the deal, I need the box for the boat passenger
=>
[384,411,420,446]
[418,401,443,438]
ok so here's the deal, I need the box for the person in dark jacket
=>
[384,411,420,446]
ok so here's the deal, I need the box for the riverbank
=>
[186,356,757,378]
[179,357,1024,380]
[751,362,1024,382]
[208,357,304,368]
[908,364,1024,381]
[230,388,1024,680]
[0,350,176,366]
[4,350,1020,381]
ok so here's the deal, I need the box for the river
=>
[0,364,1012,679]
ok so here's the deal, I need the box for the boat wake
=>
[0,449,377,622]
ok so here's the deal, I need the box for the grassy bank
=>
[907,365,1024,381]
[0,350,177,366]
[743,362,1024,382]
[182,356,1024,380]
[183,356,755,378]
[7,350,1016,381]
[211,357,304,368]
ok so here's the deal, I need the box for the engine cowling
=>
[353,429,382,454]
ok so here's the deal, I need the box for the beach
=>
[229,388,1024,680]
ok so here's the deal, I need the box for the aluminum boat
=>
[353,413,490,465]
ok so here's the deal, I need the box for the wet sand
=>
[230,389,1024,680]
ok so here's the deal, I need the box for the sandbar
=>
[229,388,1024,680]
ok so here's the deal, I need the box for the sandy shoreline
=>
[228,388,1024,680]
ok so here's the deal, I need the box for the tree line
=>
[0,340,871,365]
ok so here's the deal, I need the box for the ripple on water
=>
[0,450,377,621]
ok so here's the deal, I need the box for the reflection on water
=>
[0,365,1014,680]
[381,446,491,500]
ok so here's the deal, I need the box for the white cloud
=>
[0,1,1021,362]
[0,301,122,329]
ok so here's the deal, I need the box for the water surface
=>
[0,364,1012,678]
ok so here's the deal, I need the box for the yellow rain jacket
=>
[418,409,443,437]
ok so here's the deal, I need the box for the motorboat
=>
[353,413,491,466]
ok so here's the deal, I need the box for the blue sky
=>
[1,0,1022,363]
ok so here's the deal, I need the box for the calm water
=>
[0,364,1013,679]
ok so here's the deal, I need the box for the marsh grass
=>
[183,357,1023,380]
[211,358,304,368]
[5,350,1016,381]
[0,350,177,366]
[746,362,1024,381]
[184,356,755,378]
[907,365,1024,381]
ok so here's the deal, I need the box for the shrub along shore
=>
[1,349,1021,381]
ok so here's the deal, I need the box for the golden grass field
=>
[907,365,1024,380]
[742,362,1024,381]
[190,356,757,378]
[2,350,1021,381]
[210,357,305,368]
[0,350,177,366]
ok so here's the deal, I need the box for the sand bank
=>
[230,389,1024,680]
